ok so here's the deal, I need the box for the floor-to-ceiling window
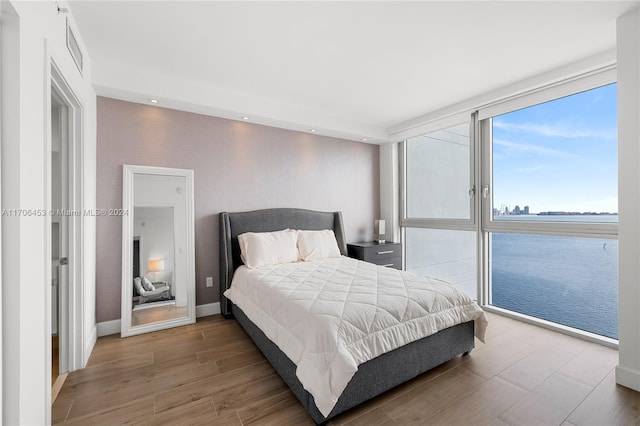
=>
[401,121,479,299]
[482,81,618,340]
[401,69,618,342]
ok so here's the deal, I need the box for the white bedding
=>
[223,256,488,417]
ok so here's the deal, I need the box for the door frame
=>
[50,87,70,377]
[47,61,86,381]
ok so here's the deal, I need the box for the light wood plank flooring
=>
[52,312,640,425]
[52,335,59,385]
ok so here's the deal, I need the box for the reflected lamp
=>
[148,259,165,282]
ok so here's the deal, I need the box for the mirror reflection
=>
[132,206,188,326]
[122,166,195,337]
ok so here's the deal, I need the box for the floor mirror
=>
[121,165,195,337]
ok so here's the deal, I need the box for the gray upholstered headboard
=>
[219,208,348,317]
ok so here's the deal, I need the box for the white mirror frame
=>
[121,164,196,337]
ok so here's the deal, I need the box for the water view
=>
[491,215,618,339]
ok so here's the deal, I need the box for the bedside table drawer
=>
[373,256,402,269]
[362,244,401,263]
[347,242,402,270]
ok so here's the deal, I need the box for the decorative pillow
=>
[142,276,156,291]
[297,229,341,261]
[134,277,143,293]
[238,229,299,269]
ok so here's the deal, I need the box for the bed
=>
[219,208,486,424]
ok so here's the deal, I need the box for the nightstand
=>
[347,241,402,270]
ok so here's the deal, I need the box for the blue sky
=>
[493,83,618,213]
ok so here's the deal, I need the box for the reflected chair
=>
[133,277,170,304]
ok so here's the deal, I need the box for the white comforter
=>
[223,256,487,417]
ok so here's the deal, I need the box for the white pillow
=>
[142,276,156,291]
[238,229,299,269]
[297,229,341,261]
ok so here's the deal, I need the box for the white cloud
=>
[493,138,576,158]
[493,120,616,140]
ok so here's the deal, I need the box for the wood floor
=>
[52,334,68,404]
[52,335,59,385]
[52,312,640,425]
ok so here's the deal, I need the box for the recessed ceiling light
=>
[149,99,159,104]
[241,116,249,120]
[310,129,317,132]
[361,138,368,141]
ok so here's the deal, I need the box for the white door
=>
[51,90,70,376]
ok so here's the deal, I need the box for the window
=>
[490,83,617,224]
[483,82,618,340]
[401,121,478,299]
[401,72,618,342]
[405,228,477,299]
[490,233,618,338]
[405,123,472,220]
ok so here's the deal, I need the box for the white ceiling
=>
[68,1,638,143]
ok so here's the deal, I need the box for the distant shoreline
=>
[536,212,618,216]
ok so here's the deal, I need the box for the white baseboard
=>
[84,325,98,365]
[616,364,640,391]
[96,302,222,337]
[97,319,121,337]
[196,302,221,317]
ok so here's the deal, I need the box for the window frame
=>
[399,116,482,300]
[398,66,619,345]
[480,72,618,239]
[479,70,619,344]
[400,118,478,232]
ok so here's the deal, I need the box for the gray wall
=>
[96,96,380,322]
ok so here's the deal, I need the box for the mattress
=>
[223,256,488,417]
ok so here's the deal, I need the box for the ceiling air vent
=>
[66,18,83,75]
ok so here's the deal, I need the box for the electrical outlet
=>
[206,276,213,287]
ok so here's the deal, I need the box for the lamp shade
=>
[375,219,385,235]
[148,259,165,272]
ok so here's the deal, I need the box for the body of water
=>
[491,215,618,339]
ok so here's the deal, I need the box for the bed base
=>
[232,303,475,424]
[219,209,476,424]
